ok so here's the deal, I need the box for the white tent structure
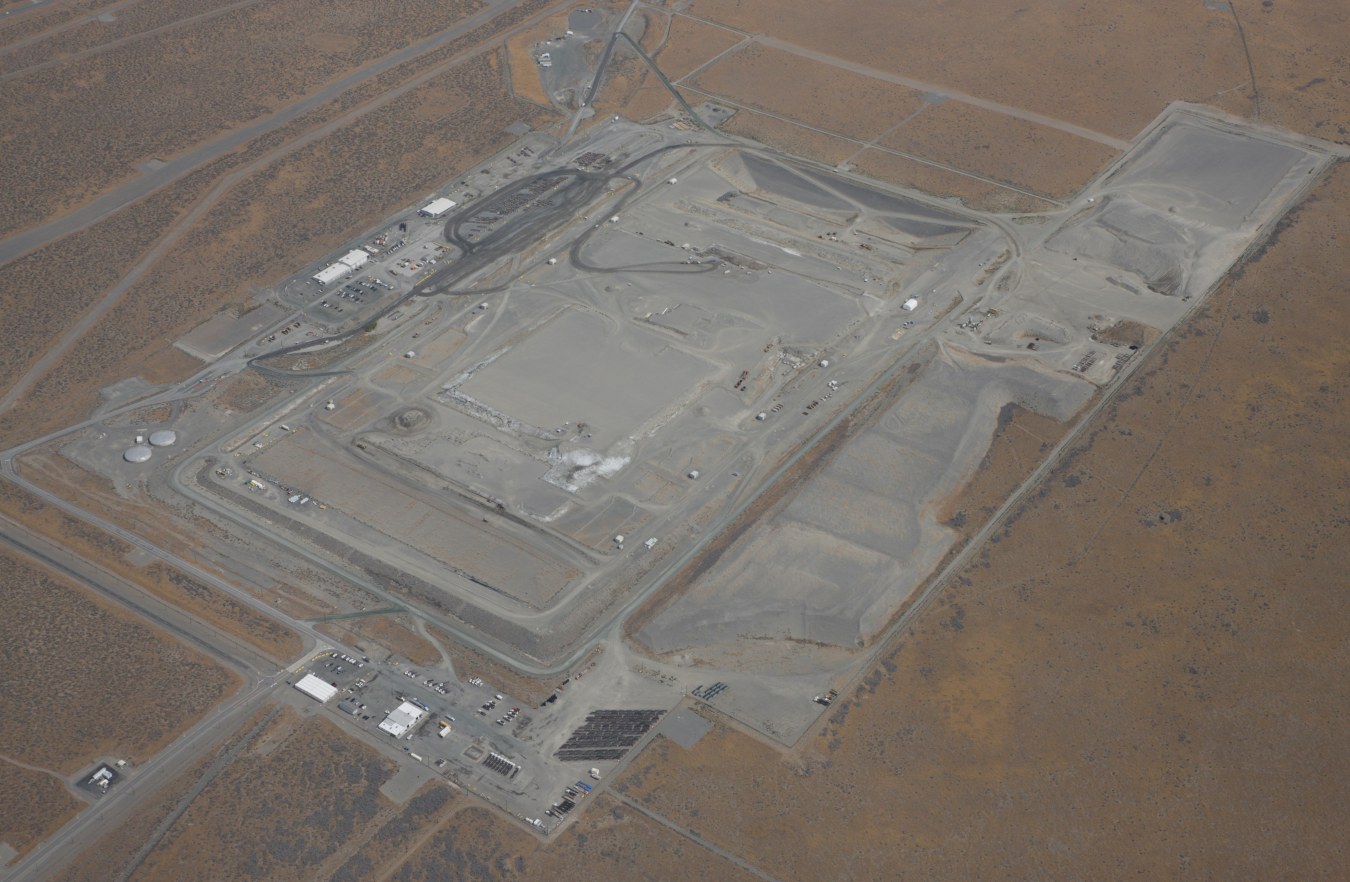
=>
[294,673,338,703]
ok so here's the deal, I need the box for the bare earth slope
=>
[609,162,1350,879]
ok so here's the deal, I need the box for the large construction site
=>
[4,0,1349,878]
[30,101,1336,752]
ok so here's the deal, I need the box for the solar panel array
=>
[554,709,664,762]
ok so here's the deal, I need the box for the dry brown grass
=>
[323,782,459,882]
[606,164,1350,879]
[52,736,230,882]
[653,12,741,82]
[214,370,302,414]
[852,148,1060,213]
[381,795,762,881]
[879,100,1120,200]
[0,0,246,77]
[429,625,564,706]
[128,708,397,882]
[0,455,303,662]
[0,5,77,49]
[0,50,557,448]
[0,545,241,775]
[718,109,857,166]
[0,0,560,440]
[689,42,926,140]
[319,614,441,667]
[614,11,744,122]
[1243,4,1350,139]
[504,9,572,107]
[684,0,1250,140]
[0,0,485,237]
[0,761,83,863]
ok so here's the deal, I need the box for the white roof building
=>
[902,297,920,311]
[420,197,457,218]
[312,264,348,286]
[378,701,425,737]
[294,673,338,703]
[337,249,369,270]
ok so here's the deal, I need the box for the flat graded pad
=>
[454,308,716,451]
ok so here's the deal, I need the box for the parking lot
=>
[289,641,674,832]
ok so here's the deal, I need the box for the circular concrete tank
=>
[124,446,152,463]
[149,430,177,447]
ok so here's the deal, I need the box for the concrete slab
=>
[176,304,289,361]
[454,307,717,451]
[380,756,438,803]
[660,707,712,750]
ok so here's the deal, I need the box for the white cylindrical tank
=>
[124,446,152,463]
[149,430,177,447]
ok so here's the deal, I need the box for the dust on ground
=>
[598,10,744,122]
[606,162,1350,879]
[878,99,1120,201]
[430,625,597,707]
[0,545,241,775]
[688,42,927,140]
[851,148,1060,213]
[717,108,858,166]
[319,614,442,668]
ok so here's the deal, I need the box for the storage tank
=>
[149,430,177,447]
[123,446,152,463]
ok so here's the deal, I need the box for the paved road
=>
[0,0,268,82]
[560,0,641,144]
[0,0,553,269]
[0,512,313,882]
[0,0,580,415]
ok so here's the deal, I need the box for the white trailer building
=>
[312,264,348,286]
[419,197,457,218]
[294,673,338,703]
[338,249,370,270]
